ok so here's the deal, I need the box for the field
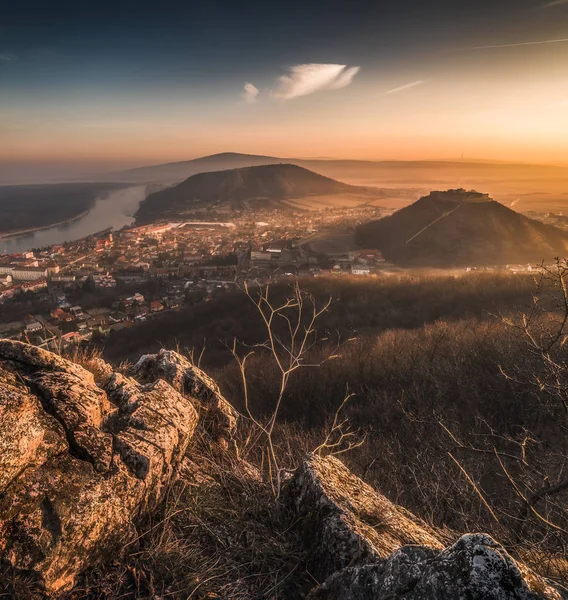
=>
[282,191,418,210]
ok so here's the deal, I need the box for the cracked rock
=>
[0,340,198,595]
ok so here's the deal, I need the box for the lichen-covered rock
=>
[0,340,198,595]
[0,367,67,495]
[283,454,444,581]
[28,370,114,473]
[129,348,238,447]
[106,373,199,505]
[308,534,564,600]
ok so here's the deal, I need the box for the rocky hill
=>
[1,340,566,599]
[134,163,371,223]
[356,189,568,266]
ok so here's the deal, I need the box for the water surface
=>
[1,186,146,254]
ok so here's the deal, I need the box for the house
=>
[50,308,73,322]
[87,315,109,329]
[20,279,48,292]
[354,249,386,264]
[128,292,145,304]
[250,251,272,267]
[150,301,164,312]
[61,331,81,346]
[70,306,84,318]
[25,321,43,333]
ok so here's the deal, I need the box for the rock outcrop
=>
[286,454,565,600]
[284,454,444,582]
[307,534,563,600]
[128,349,238,447]
[0,340,199,595]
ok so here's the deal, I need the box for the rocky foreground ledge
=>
[0,340,565,599]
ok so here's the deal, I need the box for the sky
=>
[2,0,568,178]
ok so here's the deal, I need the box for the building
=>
[70,306,84,318]
[11,267,48,281]
[20,279,48,292]
[351,265,371,276]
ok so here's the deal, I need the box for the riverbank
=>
[0,209,91,240]
[0,186,147,254]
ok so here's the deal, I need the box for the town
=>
[0,205,395,350]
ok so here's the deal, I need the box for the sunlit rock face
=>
[128,348,238,447]
[285,454,565,600]
[0,340,198,595]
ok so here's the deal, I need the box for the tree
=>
[231,280,336,496]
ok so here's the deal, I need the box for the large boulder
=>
[128,348,239,447]
[283,454,443,581]
[285,455,564,600]
[0,340,198,595]
[308,534,564,600]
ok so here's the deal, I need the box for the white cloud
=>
[0,54,14,62]
[385,80,425,95]
[271,64,360,100]
[241,82,259,104]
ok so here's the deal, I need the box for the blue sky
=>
[2,0,568,174]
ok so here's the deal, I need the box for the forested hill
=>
[134,163,366,223]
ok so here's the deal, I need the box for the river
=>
[1,186,147,254]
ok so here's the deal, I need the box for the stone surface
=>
[283,453,444,581]
[129,348,239,446]
[0,340,198,595]
[308,534,564,600]
[286,455,564,600]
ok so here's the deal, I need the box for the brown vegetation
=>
[5,270,566,597]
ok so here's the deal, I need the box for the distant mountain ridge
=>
[112,152,568,185]
[134,163,367,224]
[356,189,568,266]
[119,153,281,183]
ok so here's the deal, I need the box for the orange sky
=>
[3,1,568,172]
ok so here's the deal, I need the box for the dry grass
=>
[64,431,312,600]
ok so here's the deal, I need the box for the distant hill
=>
[108,153,568,214]
[115,153,282,183]
[134,163,372,223]
[356,189,568,266]
[111,152,568,187]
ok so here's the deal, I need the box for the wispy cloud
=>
[271,64,360,100]
[467,38,568,50]
[385,80,425,95]
[241,82,259,104]
[542,0,568,7]
[0,53,15,62]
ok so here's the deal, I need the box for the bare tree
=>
[444,260,568,551]
[313,391,366,457]
[230,280,337,496]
